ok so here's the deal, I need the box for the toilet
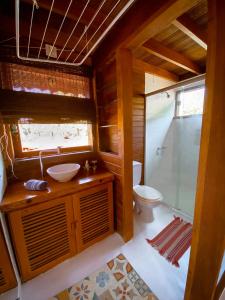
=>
[133,161,163,222]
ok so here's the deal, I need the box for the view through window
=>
[18,123,92,152]
[177,86,205,117]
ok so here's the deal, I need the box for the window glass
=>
[18,123,92,152]
[177,87,205,116]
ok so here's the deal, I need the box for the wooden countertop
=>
[0,169,114,212]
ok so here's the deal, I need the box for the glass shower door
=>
[172,116,202,216]
[145,88,203,217]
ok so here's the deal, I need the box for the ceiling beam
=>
[143,38,202,74]
[93,0,201,66]
[173,15,207,49]
[133,58,179,82]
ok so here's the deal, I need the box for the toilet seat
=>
[133,185,163,204]
[133,185,162,222]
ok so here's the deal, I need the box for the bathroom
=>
[0,1,225,300]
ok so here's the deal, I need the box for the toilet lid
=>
[133,185,162,201]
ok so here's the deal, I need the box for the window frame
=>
[10,123,93,159]
[175,84,205,118]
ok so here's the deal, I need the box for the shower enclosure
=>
[145,86,204,217]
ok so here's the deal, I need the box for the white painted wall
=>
[145,73,175,94]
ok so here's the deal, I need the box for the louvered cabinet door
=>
[8,196,76,281]
[74,182,114,252]
[0,227,16,294]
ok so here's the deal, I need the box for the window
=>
[176,86,205,117]
[12,123,93,158]
[1,63,94,159]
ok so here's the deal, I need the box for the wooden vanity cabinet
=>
[8,195,76,281]
[0,227,16,294]
[74,182,114,252]
[7,181,114,282]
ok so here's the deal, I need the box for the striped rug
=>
[146,217,192,267]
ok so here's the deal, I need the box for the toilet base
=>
[135,201,154,223]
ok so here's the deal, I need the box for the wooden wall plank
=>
[13,151,99,181]
[132,70,145,183]
[95,59,123,237]
[95,60,145,239]
[116,49,134,241]
[185,0,225,299]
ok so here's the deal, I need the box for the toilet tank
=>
[133,161,142,186]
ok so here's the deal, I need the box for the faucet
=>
[156,146,167,156]
[39,147,61,179]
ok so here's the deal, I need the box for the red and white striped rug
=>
[146,217,192,267]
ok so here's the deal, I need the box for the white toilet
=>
[133,161,163,222]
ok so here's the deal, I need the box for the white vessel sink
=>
[47,163,80,182]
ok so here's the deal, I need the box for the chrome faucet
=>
[156,146,167,156]
[39,147,61,179]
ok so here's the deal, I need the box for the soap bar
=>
[24,179,48,191]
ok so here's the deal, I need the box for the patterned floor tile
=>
[50,254,158,300]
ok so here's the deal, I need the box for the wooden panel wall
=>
[95,59,118,154]
[132,71,145,183]
[13,151,99,181]
[95,58,123,235]
[95,50,134,241]
[94,51,147,240]
[116,49,133,241]
[98,152,123,234]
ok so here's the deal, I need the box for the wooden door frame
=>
[116,48,134,241]
[184,0,225,299]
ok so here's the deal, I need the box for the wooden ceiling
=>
[0,0,135,65]
[133,0,207,79]
[0,0,207,79]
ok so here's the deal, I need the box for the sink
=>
[47,163,80,182]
